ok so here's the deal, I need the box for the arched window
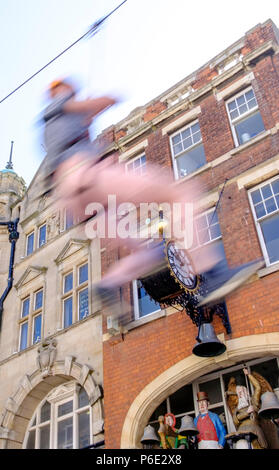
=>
[24,382,91,449]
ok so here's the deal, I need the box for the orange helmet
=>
[48,78,75,94]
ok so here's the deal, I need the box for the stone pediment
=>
[15,266,47,290]
[55,239,90,264]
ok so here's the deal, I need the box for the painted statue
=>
[225,368,269,449]
[194,391,226,449]
[157,414,196,449]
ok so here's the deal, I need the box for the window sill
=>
[175,162,211,184]
[258,262,279,278]
[230,130,271,155]
[126,309,167,332]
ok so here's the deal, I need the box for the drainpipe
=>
[0,218,19,331]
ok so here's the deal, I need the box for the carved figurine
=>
[194,391,227,449]
[225,368,269,449]
[37,338,57,377]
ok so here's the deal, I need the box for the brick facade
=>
[102,20,279,448]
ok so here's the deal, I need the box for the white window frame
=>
[125,152,147,175]
[62,263,89,328]
[38,223,47,248]
[32,313,42,345]
[23,383,92,449]
[26,231,35,256]
[19,320,28,351]
[226,86,263,147]
[132,279,161,320]
[21,296,30,318]
[18,288,44,351]
[192,207,222,249]
[63,295,73,329]
[248,175,279,267]
[170,119,205,180]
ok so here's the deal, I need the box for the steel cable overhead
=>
[0,0,127,104]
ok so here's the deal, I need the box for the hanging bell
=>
[192,322,226,357]
[178,415,199,437]
[258,391,279,420]
[140,425,160,445]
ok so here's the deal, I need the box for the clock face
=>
[166,241,198,292]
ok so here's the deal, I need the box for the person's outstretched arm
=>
[63,96,117,118]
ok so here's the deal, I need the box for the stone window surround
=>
[23,381,92,449]
[225,85,264,147]
[248,174,279,269]
[125,152,147,175]
[60,259,90,329]
[18,286,44,352]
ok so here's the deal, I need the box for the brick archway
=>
[0,358,103,449]
[120,332,279,449]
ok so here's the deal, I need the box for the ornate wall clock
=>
[166,240,199,293]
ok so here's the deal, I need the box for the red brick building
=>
[101,19,279,449]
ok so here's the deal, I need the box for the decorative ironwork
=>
[140,240,232,335]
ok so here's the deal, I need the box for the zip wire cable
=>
[0,0,127,105]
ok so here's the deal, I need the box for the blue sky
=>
[1,0,279,185]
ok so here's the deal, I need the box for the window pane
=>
[149,400,168,422]
[40,425,50,449]
[251,189,262,205]
[137,282,160,317]
[64,297,73,328]
[172,134,181,145]
[254,202,266,219]
[173,142,183,155]
[39,225,46,247]
[265,197,277,214]
[79,264,88,284]
[191,122,200,134]
[78,412,90,448]
[40,401,51,423]
[198,229,210,245]
[238,104,248,115]
[196,214,207,230]
[250,359,279,390]
[247,98,257,110]
[58,400,73,417]
[260,213,279,264]
[209,224,221,240]
[35,290,43,310]
[271,179,279,195]
[26,233,34,255]
[236,95,245,106]
[192,131,201,144]
[58,417,73,449]
[79,288,89,320]
[26,430,36,449]
[33,315,42,344]
[20,322,28,351]
[245,89,254,101]
[261,184,272,199]
[181,128,190,139]
[169,384,194,415]
[228,101,236,111]
[182,136,192,150]
[198,378,222,404]
[78,388,89,408]
[235,111,265,145]
[176,143,206,178]
[65,209,74,229]
[64,272,73,293]
[230,109,239,120]
[22,298,30,318]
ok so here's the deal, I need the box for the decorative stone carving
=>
[37,339,57,377]
[47,211,60,239]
